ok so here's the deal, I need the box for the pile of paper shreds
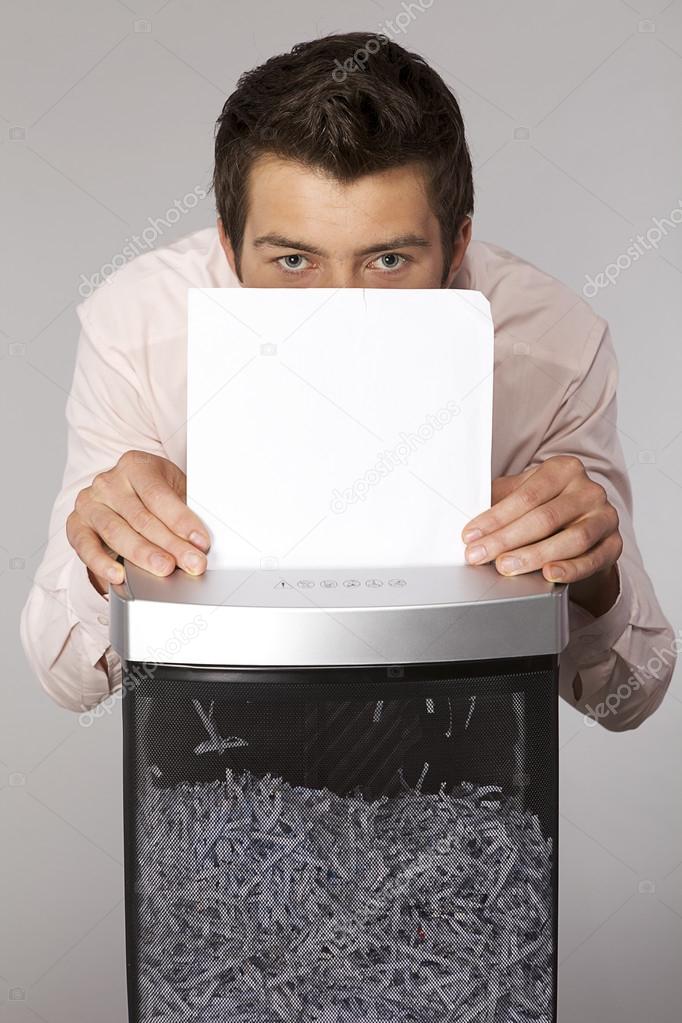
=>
[135,767,552,1022]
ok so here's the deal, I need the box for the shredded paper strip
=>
[136,768,552,1022]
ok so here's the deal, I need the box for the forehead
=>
[243,154,437,245]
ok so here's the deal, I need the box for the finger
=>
[85,502,177,576]
[465,472,530,539]
[490,466,537,506]
[494,508,618,576]
[113,487,207,575]
[463,457,582,542]
[464,488,596,565]
[541,531,623,584]
[67,514,126,585]
[124,457,211,551]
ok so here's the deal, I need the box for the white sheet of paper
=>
[187,288,493,571]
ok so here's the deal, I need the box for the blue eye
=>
[373,253,406,271]
[277,254,308,272]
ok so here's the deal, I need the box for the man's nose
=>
[318,263,361,289]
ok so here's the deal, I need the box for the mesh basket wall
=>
[122,656,558,1023]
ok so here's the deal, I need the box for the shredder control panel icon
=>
[280,574,407,591]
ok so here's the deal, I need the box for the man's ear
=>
[217,217,239,278]
[443,216,472,288]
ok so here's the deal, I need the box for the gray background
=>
[2,0,681,1020]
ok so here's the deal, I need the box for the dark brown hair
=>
[213,32,474,276]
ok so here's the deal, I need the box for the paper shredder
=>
[110,561,568,1023]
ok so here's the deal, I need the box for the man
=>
[20,32,675,728]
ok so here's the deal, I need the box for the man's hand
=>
[461,455,623,615]
[66,450,210,595]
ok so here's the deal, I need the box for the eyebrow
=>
[252,233,431,257]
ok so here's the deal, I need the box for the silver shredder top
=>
[109,562,569,668]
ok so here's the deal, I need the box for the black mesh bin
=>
[111,563,568,1023]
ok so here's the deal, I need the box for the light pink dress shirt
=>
[19,227,676,728]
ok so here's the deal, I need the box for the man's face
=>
[218,154,471,289]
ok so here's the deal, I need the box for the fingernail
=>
[466,545,487,564]
[151,554,172,574]
[499,556,521,574]
[183,551,205,573]
[463,528,483,543]
[189,530,210,552]
[107,566,123,583]
[547,565,565,580]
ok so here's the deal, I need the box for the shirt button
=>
[97,614,109,627]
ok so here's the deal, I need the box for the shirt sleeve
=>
[528,316,676,730]
[19,301,163,713]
